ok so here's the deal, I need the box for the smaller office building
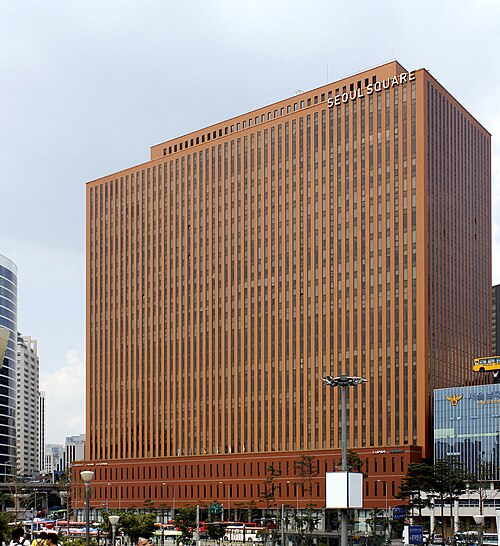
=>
[435,384,500,481]
[429,385,500,535]
[16,334,41,478]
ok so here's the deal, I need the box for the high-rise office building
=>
[44,443,63,478]
[0,254,18,482]
[61,434,85,473]
[82,61,491,511]
[43,435,85,481]
[16,334,41,477]
[39,391,45,474]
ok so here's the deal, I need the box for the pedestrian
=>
[31,532,47,546]
[137,539,150,546]
[44,534,58,546]
[9,529,30,546]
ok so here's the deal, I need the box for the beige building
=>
[16,334,40,478]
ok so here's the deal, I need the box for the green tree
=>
[206,523,227,544]
[116,510,157,542]
[336,450,365,474]
[0,512,14,541]
[397,462,434,524]
[173,506,198,545]
[365,509,386,546]
[430,459,469,546]
[347,450,364,473]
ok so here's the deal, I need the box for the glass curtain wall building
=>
[434,385,500,481]
[0,254,18,481]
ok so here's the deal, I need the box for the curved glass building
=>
[0,254,18,481]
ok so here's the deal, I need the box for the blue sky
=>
[1,0,499,443]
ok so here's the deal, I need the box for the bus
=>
[223,525,266,542]
[153,523,182,540]
[455,532,497,546]
[54,521,100,538]
[473,356,500,372]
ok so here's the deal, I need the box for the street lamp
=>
[40,491,49,516]
[287,479,299,535]
[473,515,484,546]
[219,482,225,521]
[32,488,38,536]
[165,482,176,520]
[81,470,95,546]
[377,480,389,537]
[109,515,120,546]
[286,481,299,511]
[322,374,367,546]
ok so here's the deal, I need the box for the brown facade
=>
[72,446,422,513]
[84,61,491,510]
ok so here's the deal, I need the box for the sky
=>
[0,0,499,444]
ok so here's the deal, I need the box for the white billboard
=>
[325,472,363,509]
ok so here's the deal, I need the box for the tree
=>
[336,450,365,474]
[173,506,198,545]
[57,469,72,522]
[206,523,227,544]
[347,450,364,474]
[7,464,30,521]
[365,509,386,546]
[397,462,434,525]
[115,510,157,542]
[467,459,496,515]
[259,463,282,516]
[259,464,282,546]
[0,511,14,541]
[295,455,318,499]
[430,459,469,546]
[294,456,321,546]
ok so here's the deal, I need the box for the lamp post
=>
[280,482,291,546]
[219,482,225,521]
[377,480,389,538]
[81,470,95,546]
[473,515,484,546]
[32,488,38,536]
[322,374,367,546]
[287,480,299,532]
[109,515,120,546]
[165,482,176,520]
[40,491,48,516]
[427,493,436,540]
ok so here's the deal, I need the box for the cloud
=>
[40,350,85,443]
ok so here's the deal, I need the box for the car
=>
[432,534,444,545]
